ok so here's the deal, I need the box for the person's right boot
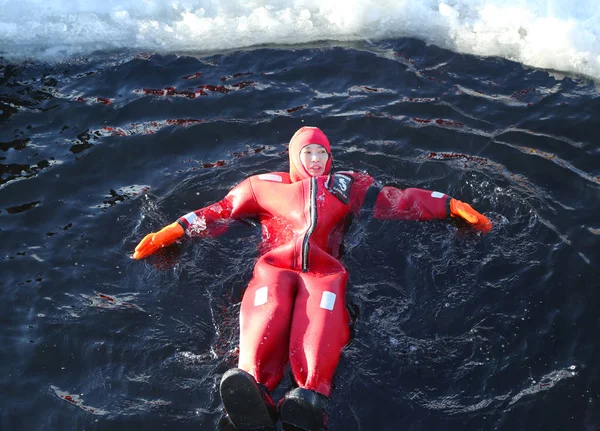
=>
[219,368,277,430]
[279,387,328,431]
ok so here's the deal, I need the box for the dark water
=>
[1,39,599,431]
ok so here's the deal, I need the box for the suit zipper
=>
[301,177,318,272]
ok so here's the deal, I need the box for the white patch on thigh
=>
[254,286,268,306]
[320,291,336,311]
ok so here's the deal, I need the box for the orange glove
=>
[450,198,492,233]
[132,222,185,259]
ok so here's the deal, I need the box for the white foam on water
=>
[1,0,599,79]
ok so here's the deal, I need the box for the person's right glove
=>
[449,198,492,233]
[132,222,185,259]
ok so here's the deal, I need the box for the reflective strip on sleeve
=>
[431,191,445,199]
[320,291,336,311]
[183,212,198,225]
[258,174,283,182]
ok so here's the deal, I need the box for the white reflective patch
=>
[320,291,336,311]
[254,286,268,306]
[184,212,198,224]
[431,191,445,199]
[258,174,283,182]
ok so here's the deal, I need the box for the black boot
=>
[279,387,328,431]
[219,368,277,430]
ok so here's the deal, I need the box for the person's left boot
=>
[279,387,328,431]
[219,368,277,430]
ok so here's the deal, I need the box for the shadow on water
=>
[1,38,600,430]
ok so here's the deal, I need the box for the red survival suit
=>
[175,127,451,397]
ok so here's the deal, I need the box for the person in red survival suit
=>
[132,127,492,431]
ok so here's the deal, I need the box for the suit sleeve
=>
[344,171,450,221]
[373,186,450,221]
[176,178,261,237]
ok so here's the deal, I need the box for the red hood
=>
[288,126,332,182]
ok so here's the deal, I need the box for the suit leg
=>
[238,260,297,391]
[289,271,350,396]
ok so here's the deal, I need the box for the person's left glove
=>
[450,198,492,233]
[132,222,185,259]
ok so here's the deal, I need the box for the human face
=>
[299,144,329,177]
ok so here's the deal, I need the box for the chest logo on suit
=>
[326,173,354,205]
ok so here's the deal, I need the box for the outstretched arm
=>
[348,172,491,233]
[373,186,449,221]
[372,185,491,232]
[132,178,260,259]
